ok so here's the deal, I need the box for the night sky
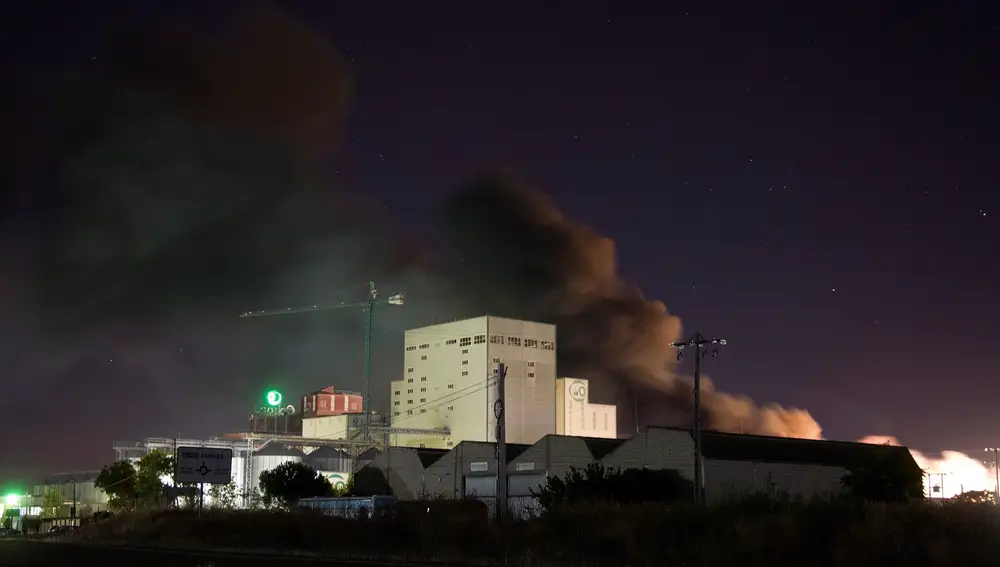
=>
[2,2,998,484]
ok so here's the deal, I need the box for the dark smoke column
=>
[438,172,823,439]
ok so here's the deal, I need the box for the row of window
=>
[406,335,554,351]
[392,404,455,418]
[394,397,428,405]
[394,383,455,396]
[402,362,538,386]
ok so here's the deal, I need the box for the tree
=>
[95,460,137,511]
[40,488,67,518]
[95,450,175,510]
[258,462,334,508]
[531,463,693,514]
[134,450,174,507]
[841,444,924,503]
[953,490,995,504]
[208,482,240,509]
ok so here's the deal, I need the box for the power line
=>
[388,377,498,428]
[307,377,498,441]
[669,331,727,506]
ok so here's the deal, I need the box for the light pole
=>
[985,448,1000,504]
[669,332,727,505]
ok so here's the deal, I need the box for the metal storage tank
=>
[305,446,352,473]
[231,455,246,490]
[250,444,304,491]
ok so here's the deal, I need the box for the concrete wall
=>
[555,378,616,439]
[485,317,557,446]
[357,429,853,507]
[301,415,350,439]
[705,460,848,502]
[600,427,696,479]
[354,447,427,499]
[392,316,557,449]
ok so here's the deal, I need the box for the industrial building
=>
[390,316,558,449]
[300,387,365,440]
[112,433,362,507]
[354,427,921,515]
[555,378,616,439]
[30,471,108,515]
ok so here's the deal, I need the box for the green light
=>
[265,390,283,407]
[4,494,19,506]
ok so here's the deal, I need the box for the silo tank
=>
[250,444,304,491]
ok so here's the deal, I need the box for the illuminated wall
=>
[302,414,351,440]
[555,378,617,439]
[391,316,557,449]
[302,387,363,418]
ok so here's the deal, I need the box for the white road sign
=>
[174,447,234,484]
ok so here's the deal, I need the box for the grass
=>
[63,498,1000,566]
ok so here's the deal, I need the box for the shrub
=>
[531,463,693,514]
[65,497,1000,566]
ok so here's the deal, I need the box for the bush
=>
[532,463,693,514]
[65,498,1000,566]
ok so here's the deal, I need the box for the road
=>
[0,540,438,567]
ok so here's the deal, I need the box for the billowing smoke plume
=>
[440,174,822,438]
[2,5,823,477]
[0,6,426,474]
[860,436,995,498]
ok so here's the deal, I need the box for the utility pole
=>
[494,362,508,523]
[669,332,727,506]
[241,280,404,439]
[927,472,946,500]
[985,448,1000,504]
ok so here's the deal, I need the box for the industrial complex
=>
[15,314,916,518]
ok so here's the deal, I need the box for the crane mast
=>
[240,280,404,439]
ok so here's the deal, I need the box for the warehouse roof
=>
[506,443,531,463]
[581,437,627,460]
[698,430,917,469]
[37,470,101,485]
[416,448,449,468]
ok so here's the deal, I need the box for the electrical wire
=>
[304,375,499,441]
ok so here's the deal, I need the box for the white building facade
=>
[390,316,557,449]
[555,378,617,439]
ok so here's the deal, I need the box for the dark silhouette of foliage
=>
[953,490,995,504]
[95,450,174,510]
[95,460,137,511]
[841,443,924,503]
[257,461,334,507]
[531,462,692,513]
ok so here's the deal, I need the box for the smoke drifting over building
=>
[440,174,822,438]
[2,6,820,475]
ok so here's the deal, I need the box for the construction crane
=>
[240,280,405,436]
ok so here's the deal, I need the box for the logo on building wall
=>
[255,404,297,417]
[322,472,350,490]
[569,380,587,402]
